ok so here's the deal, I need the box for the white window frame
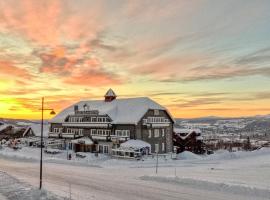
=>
[98,145,109,154]
[148,129,152,138]
[162,143,165,152]
[114,130,130,137]
[78,129,83,136]
[103,145,109,154]
[146,116,169,124]
[91,117,97,122]
[162,129,165,137]
[155,144,159,153]
[92,129,110,136]
[154,129,159,138]
[53,128,62,133]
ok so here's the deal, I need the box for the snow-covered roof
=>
[0,123,10,132]
[196,136,203,141]
[174,128,201,134]
[50,97,173,124]
[105,88,116,97]
[119,139,151,151]
[71,137,93,145]
[27,123,49,137]
[174,128,202,140]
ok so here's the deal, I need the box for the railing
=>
[48,132,60,138]
[143,118,170,125]
[62,122,110,128]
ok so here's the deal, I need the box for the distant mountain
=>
[0,118,48,125]
[175,114,270,125]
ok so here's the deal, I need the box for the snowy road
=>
[0,155,269,200]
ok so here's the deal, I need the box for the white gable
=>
[50,97,173,124]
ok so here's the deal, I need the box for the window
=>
[91,129,110,136]
[147,117,169,123]
[66,128,83,135]
[69,117,83,122]
[162,143,165,152]
[78,129,83,136]
[91,129,96,135]
[111,131,116,136]
[91,117,97,122]
[154,110,159,116]
[154,129,159,137]
[97,117,107,123]
[148,130,152,138]
[98,145,103,153]
[104,145,109,154]
[53,128,62,133]
[155,144,159,153]
[162,129,165,137]
[114,130,130,137]
[143,119,147,124]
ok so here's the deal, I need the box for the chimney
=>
[74,105,78,113]
[104,88,117,102]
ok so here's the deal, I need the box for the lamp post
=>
[40,97,55,190]
[155,152,159,174]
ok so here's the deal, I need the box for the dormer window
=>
[83,104,89,111]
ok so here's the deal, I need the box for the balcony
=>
[142,118,170,127]
[62,122,110,128]
[91,135,109,140]
[111,136,129,142]
[48,132,60,138]
[61,132,82,139]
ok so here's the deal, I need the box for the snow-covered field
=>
[0,146,269,200]
[0,171,64,200]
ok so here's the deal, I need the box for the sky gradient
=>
[1,0,270,119]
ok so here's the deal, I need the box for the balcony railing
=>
[48,132,82,139]
[143,118,170,126]
[62,122,110,128]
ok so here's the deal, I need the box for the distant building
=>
[49,89,174,155]
[173,128,205,154]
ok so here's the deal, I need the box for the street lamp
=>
[40,97,55,190]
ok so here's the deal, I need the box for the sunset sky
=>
[1,0,270,119]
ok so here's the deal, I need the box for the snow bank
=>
[140,176,270,199]
[206,148,270,161]
[0,171,64,200]
[176,151,202,160]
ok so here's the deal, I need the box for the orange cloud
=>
[64,70,122,86]
[0,0,107,45]
[0,60,33,79]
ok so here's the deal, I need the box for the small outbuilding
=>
[112,139,151,159]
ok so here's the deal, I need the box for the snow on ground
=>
[0,146,108,167]
[0,147,269,199]
[0,171,64,200]
[140,176,270,199]
[176,150,201,160]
